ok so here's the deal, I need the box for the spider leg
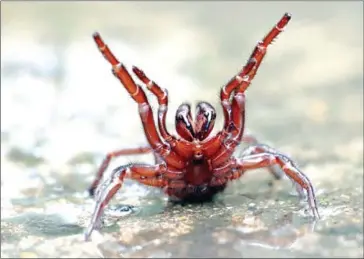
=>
[213,133,284,181]
[205,93,248,167]
[213,149,319,219]
[235,13,291,95]
[239,144,306,198]
[219,13,291,134]
[207,128,284,180]
[92,33,185,169]
[204,13,292,160]
[231,13,292,132]
[84,163,183,241]
[239,143,285,180]
[220,57,256,130]
[87,146,161,197]
[132,67,192,155]
[132,67,172,140]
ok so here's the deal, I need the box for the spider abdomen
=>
[167,184,227,204]
[164,157,227,203]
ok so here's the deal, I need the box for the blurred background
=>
[1,1,363,258]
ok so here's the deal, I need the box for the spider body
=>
[85,13,319,241]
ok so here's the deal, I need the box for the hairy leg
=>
[88,146,160,197]
[85,163,183,241]
[92,33,184,169]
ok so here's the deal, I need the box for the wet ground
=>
[1,2,363,258]
[1,123,363,258]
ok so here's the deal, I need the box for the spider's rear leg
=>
[239,143,285,181]
[229,149,319,219]
[85,163,183,241]
[88,146,161,197]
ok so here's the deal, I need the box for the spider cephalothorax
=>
[85,13,319,241]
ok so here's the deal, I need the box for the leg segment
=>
[84,163,183,241]
[235,13,292,94]
[88,146,155,197]
[213,148,319,219]
[132,67,174,141]
[92,33,185,169]
[239,143,285,180]
[220,13,292,134]
[205,95,248,168]
[220,59,256,130]
[206,13,292,169]
[132,67,192,155]
[215,133,284,180]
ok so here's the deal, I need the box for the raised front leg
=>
[84,163,183,241]
[88,146,155,197]
[221,13,292,134]
[92,33,185,169]
[220,58,256,130]
[205,13,292,164]
[235,13,292,95]
[132,66,194,157]
[132,66,173,141]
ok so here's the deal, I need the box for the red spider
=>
[85,13,319,241]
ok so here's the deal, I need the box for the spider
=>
[84,13,319,241]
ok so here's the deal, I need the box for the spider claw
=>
[309,202,320,220]
[84,216,102,241]
[84,225,94,242]
[84,219,103,242]
[293,182,307,200]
